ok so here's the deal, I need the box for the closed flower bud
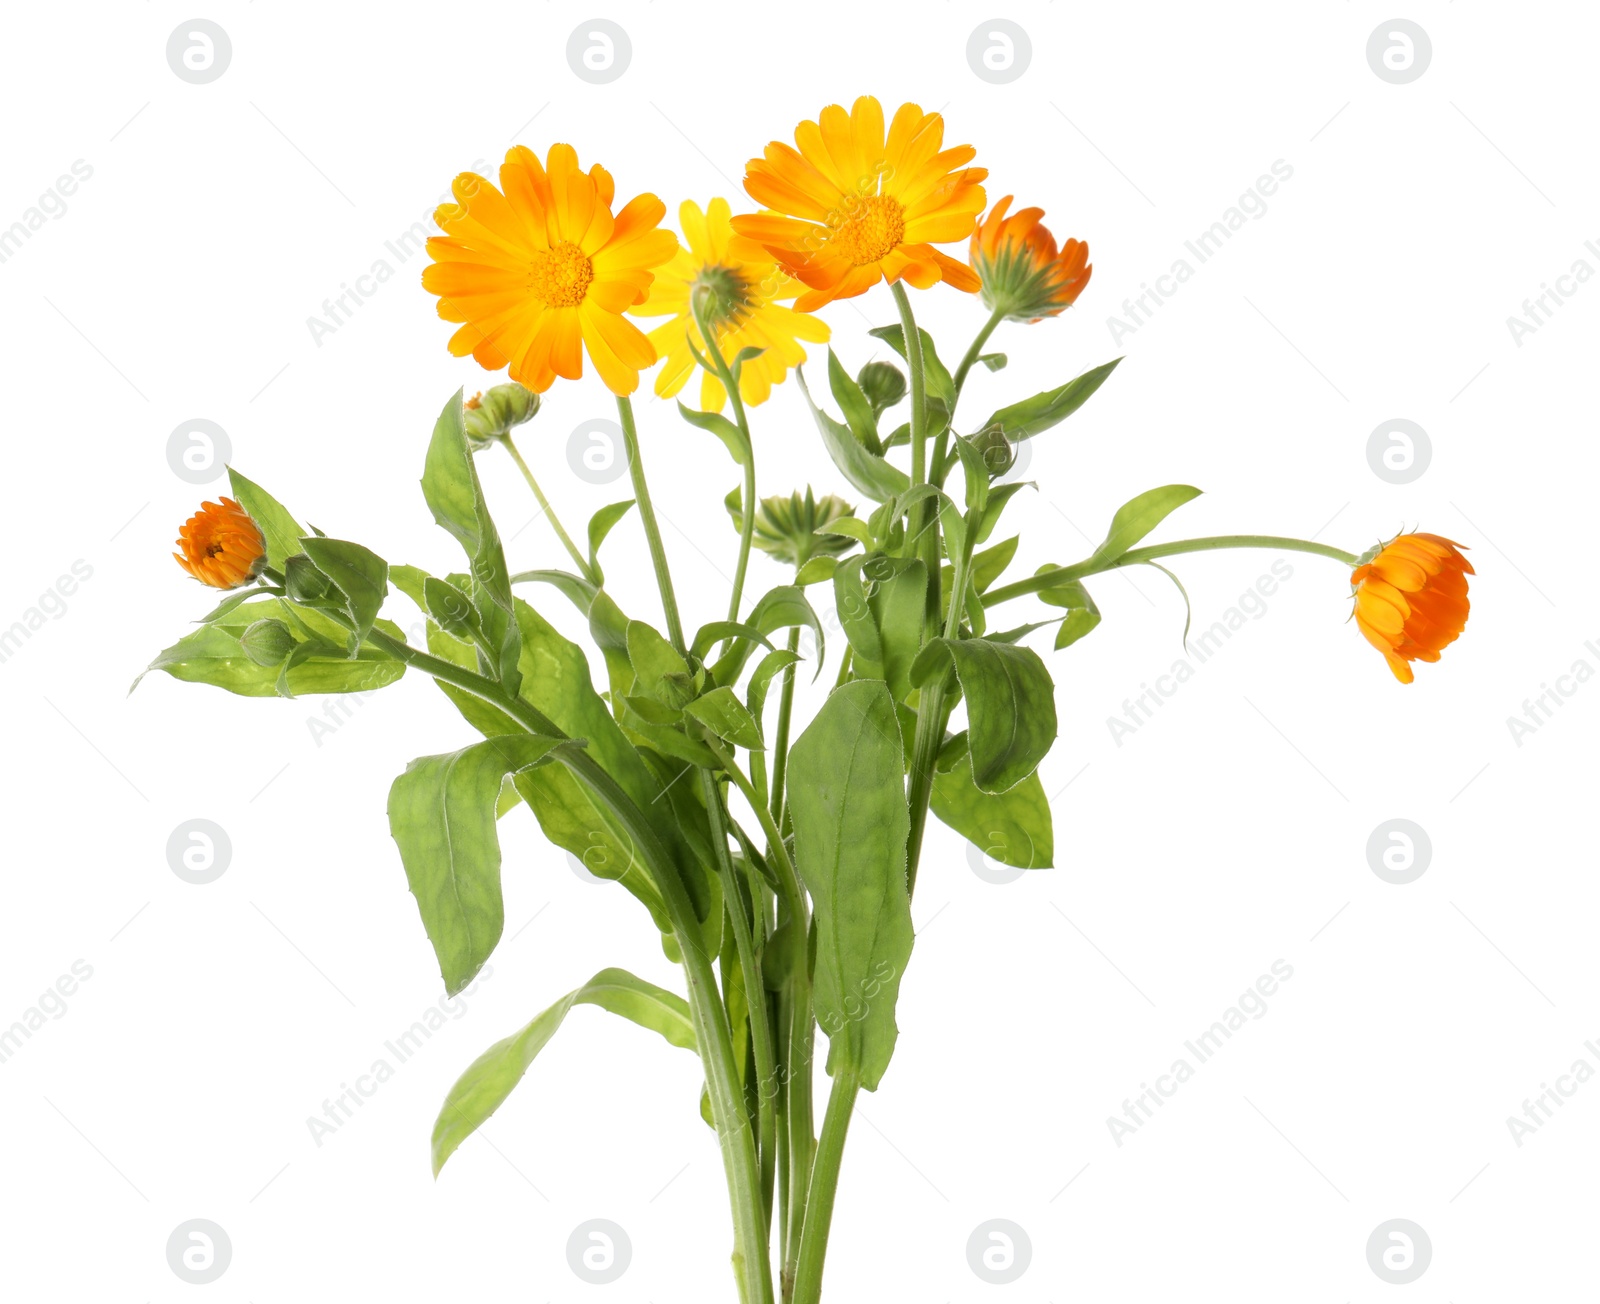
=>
[857,360,907,415]
[239,618,298,667]
[727,488,858,568]
[463,382,540,450]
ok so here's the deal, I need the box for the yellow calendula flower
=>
[633,199,830,410]
[422,145,679,396]
[733,96,987,310]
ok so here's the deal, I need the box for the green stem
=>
[789,1070,860,1304]
[616,395,686,649]
[935,306,1006,484]
[700,767,779,1230]
[984,534,1360,607]
[950,305,1006,397]
[502,434,597,585]
[768,628,801,828]
[691,291,758,629]
[364,628,772,1304]
[704,736,814,1296]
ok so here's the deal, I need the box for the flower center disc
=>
[528,240,595,307]
[833,195,906,266]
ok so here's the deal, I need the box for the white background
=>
[1,2,1594,1300]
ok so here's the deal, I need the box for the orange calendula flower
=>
[174,497,266,590]
[970,195,1092,323]
[634,198,830,410]
[733,96,987,311]
[1350,533,1473,683]
[422,145,679,396]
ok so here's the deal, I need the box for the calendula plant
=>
[146,96,1474,1302]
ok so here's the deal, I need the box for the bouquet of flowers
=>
[144,96,1473,1301]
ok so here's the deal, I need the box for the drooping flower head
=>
[733,97,987,311]
[174,497,266,589]
[634,199,830,410]
[422,145,679,396]
[970,196,1092,322]
[1350,533,1473,683]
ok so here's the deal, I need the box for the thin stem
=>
[501,434,598,584]
[768,628,801,828]
[935,306,1007,485]
[691,290,758,629]
[617,395,686,649]
[950,305,1006,397]
[984,534,1360,607]
[789,1070,861,1304]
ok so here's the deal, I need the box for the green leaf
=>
[511,568,599,615]
[711,585,826,685]
[972,536,1019,594]
[432,968,695,1176]
[690,621,775,664]
[298,536,389,652]
[833,553,927,702]
[1034,570,1103,650]
[797,369,909,504]
[950,435,992,514]
[423,575,480,642]
[973,482,1031,546]
[684,686,764,751]
[677,403,751,467]
[787,680,914,1090]
[979,358,1122,442]
[227,469,306,570]
[139,598,405,698]
[388,735,568,996]
[828,349,882,455]
[586,500,635,583]
[867,324,956,407]
[912,638,1057,793]
[1085,485,1203,570]
[421,390,520,697]
[388,564,432,613]
[627,620,694,706]
[795,555,841,586]
[977,352,1008,372]
[931,740,1053,869]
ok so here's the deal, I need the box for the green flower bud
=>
[239,618,298,667]
[727,487,858,568]
[968,424,1018,479]
[463,383,540,451]
[857,360,906,415]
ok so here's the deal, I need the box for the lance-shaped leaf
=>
[139,598,406,697]
[797,369,909,504]
[912,638,1057,793]
[227,469,307,569]
[834,553,927,702]
[828,349,881,454]
[1034,569,1103,650]
[787,680,914,1089]
[1084,484,1203,571]
[979,357,1121,442]
[684,685,764,751]
[931,739,1054,869]
[388,735,569,996]
[586,499,635,583]
[297,536,389,653]
[421,390,521,697]
[676,403,751,467]
[432,968,696,1176]
[711,585,826,685]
